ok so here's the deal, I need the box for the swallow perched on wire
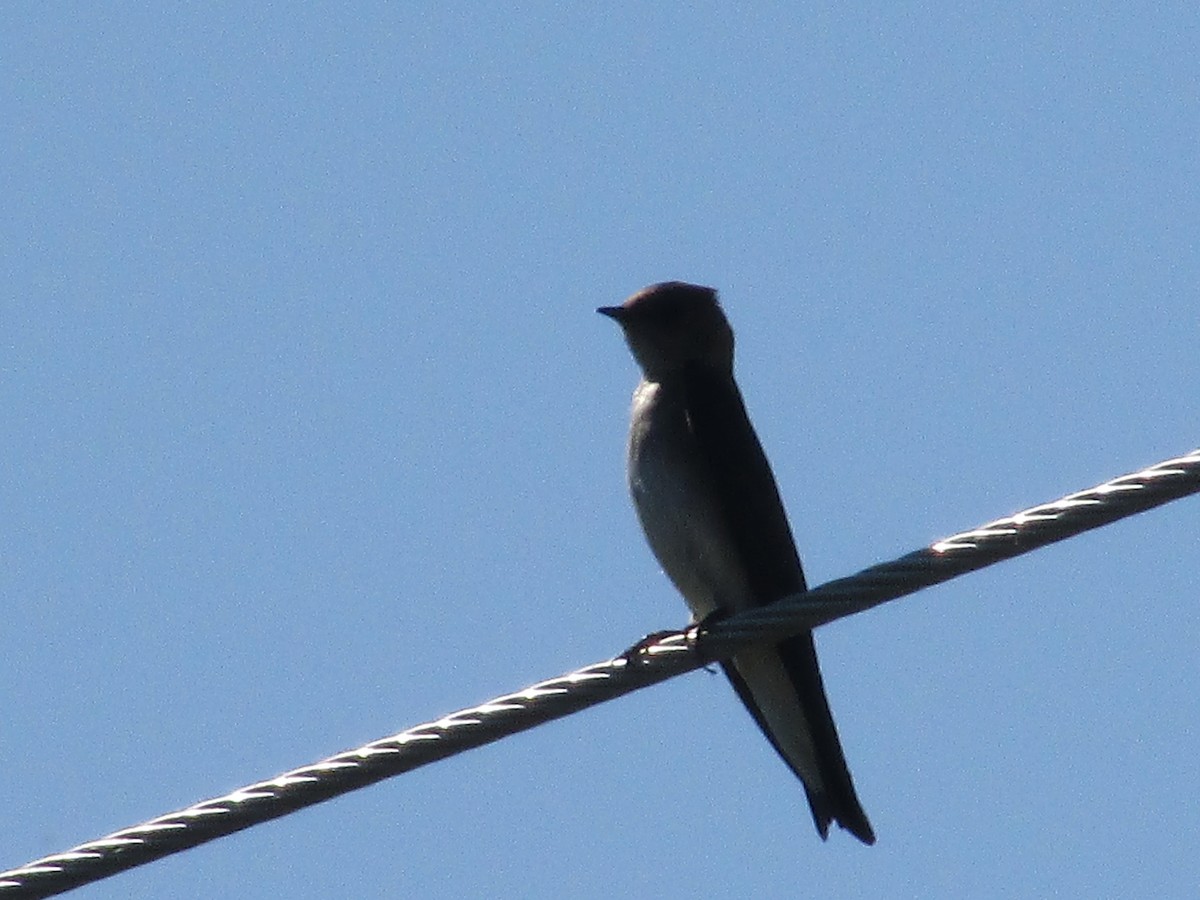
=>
[599,282,874,844]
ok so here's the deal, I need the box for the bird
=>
[598,282,874,844]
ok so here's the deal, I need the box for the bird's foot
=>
[693,610,730,672]
[619,630,682,664]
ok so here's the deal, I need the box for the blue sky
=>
[2,5,1197,898]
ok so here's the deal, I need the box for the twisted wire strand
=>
[702,448,1200,653]
[2,448,1197,898]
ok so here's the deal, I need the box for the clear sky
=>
[2,5,1197,898]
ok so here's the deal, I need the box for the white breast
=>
[626,379,752,620]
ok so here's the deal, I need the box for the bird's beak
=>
[596,306,625,322]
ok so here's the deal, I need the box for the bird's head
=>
[598,282,734,379]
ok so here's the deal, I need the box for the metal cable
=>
[702,448,1200,652]
[2,448,1197,898]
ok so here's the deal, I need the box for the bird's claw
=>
[619,630,681,664]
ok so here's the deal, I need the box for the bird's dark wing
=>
[680,363,805,601]
[682,361,875,845]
